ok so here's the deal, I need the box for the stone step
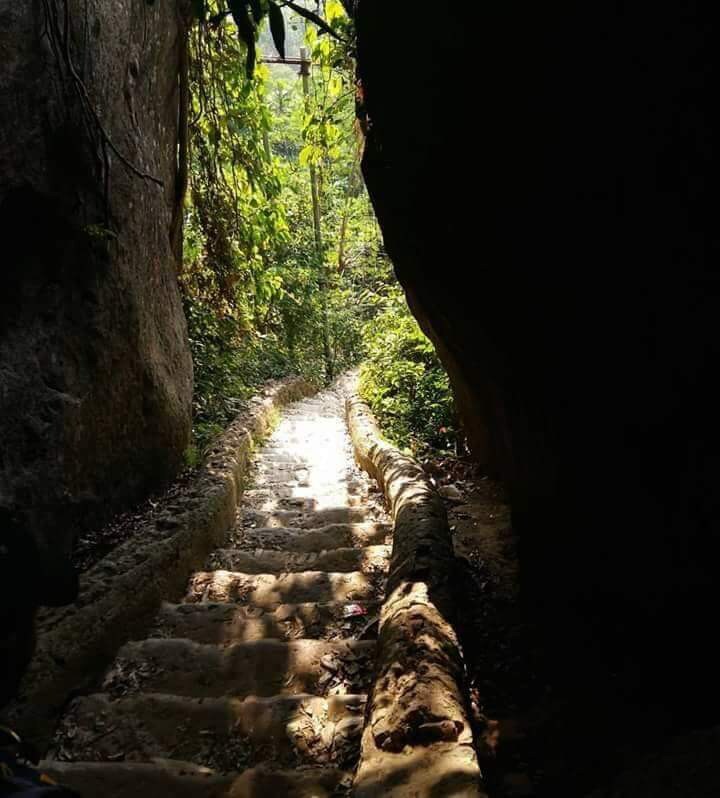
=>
[274,413,343,420]
[43,761,349,798]
[287,404,344,409]
[240,506,375,529]
[247,479,365,496]
[206,545,390,575]
[267,419,345,429]
[153,600,379,644]
[260,440,340,450]
[253,461,301,470]
[250,475,307,487]
[244,483,352,499]
[253,454,308,464]
[185,570,380,606]
[53,692,366,767]
[234,522,392,552]
[43,387,387,795]
[104,638,376,699]
[242,496,330,514]
[243,495,365,514]
[266,434,345,443]
[253,462,348,473]
[282,407,343,416]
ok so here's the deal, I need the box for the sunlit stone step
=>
[233,522,392,552]
[185,569,379,606]
[104,638,376,698]
[185,569,380,606]
[53,692,366,767]
[153,600,378,644]
[205,545,390,575]
[240,506,375,529]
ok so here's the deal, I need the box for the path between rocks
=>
[44,384,393,796]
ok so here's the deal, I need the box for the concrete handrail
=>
[346,392,485,797]
[2,378,315,749]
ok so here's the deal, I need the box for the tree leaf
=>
[229,0,258,77]
[268,1,286,59]
[229,0,255,42]
[281,1,345,41]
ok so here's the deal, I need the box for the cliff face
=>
[356,2,719,717]
[0,0,193,556]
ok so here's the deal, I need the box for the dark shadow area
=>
[354,1,720,794]
[1,509,78,707]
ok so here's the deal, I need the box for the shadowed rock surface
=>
[0,0,193,555]
[355,0,720,733]
[352,4,720,794]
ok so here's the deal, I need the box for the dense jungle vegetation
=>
[181,0,460,457]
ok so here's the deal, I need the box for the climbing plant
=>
[190,0,350,76]
[180,0,458,457]
[359,296,460,454]
[180,1,356,449]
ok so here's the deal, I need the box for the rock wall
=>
[355,2,720,720]
[0,0,193,556]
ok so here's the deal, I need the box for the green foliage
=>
[181,0,457,456]
[359,298,459,454]
[205,0,350,79]
[183,443,202,469]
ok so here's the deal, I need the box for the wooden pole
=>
[300,46,333,381]
[300,48,323,258]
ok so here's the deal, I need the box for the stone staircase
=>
[45,387,392,797]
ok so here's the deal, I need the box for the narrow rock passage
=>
[46,384,393,797]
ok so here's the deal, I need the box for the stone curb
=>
[346,391,486,797]
[2,378,315,748]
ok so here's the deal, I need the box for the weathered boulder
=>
[0,0,193,554]
[355,1,720,722]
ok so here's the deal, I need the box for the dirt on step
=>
[45,384,392,797]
